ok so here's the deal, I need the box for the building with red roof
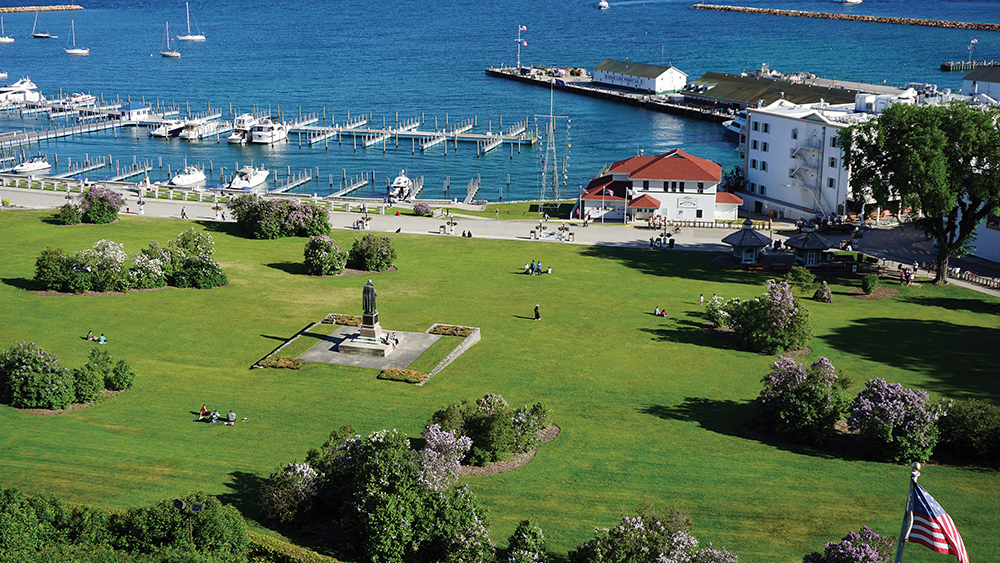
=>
[578,149,740,223]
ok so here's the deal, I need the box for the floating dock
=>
[940,60,1000,72]
[691,3,1000,32]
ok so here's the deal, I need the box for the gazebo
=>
[721,219,771,264]
[784,226,834,267]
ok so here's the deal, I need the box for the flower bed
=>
[322,314,361,326]
[429,324,475,337]
[377,368,429,384]
[258,356,307,370]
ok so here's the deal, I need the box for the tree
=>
[719,165,747,193]
[839,103,1000,284]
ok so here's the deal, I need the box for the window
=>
[760,161,768,172]
[763,123,770,133]
[829,157,837,168]
[749,182,756,193]
[752,121,759,132]
[751,140,759,150]
[827,177,836,189]
[830,136,838,148]
[762,142,769,152]
[696,209,703,219]
[679,182,685,192]
[751,159,757,169]
[643,180,649,189]
[663,181,668,191]
[791,128,798,140]
[697,182,704,193]
[759,185,766,196]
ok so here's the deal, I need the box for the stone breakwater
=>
[691,3,1000,32]
[0,5,84,12]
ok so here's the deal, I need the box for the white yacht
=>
[160,22,180,58]
[176,3,205,41]
[32,12,54,39]
[721,110,747,137]
[148,119,185,137]
[57,92,97,108]
[0,77,45,104]
[388,170,413,201]
[227,113,260,144]
[249,117,288,144]
[228,165,269,190]
[598,0,610,9]
[833,0,862,3]
[167,165,206,187]
[13,154,51,173]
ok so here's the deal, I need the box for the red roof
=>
[715,191,743,204]
[628,194,661,208]
[608,149,721,182]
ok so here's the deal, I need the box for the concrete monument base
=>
[338,318,393,357]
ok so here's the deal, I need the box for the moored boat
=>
[228,165,269,190]
[598,0,609,9]
[249,117,288,144]
[227,113,260,144]
[388,170,413,201]
[149,119,185,137]
[13,154,50,173]
[160,22,180,58]
[721,110,747,137]
[0,17,14,43]
[177,2,206,41]
[65,20,89,55]
[167,165,206,187]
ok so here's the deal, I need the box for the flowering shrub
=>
[128,251,167,289]
[303,236,348,276]
[720,280,812,354]
[259,462,323,524]
[80,187,124,224]
[755,357,850,444]
[75,239,130,292]
[802,525,894,563]
[166,229,227,289]
[35,247,69,291]
[413,202,432,216]
[429,395,550,466]
[348,233,397,272]
[704,295,730,327]
[418,424,473,492]
[0,341,75,410]
[504,520,548,563]
[848,378,944,463]
[568,504,738,563]
[936,398,1000,466]
[228,194,330,239]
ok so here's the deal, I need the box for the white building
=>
[592,59,687,95]
[974,214,1000,264]
[962,67,1000,99]
[119,102,150,121]
[579,149,739,223]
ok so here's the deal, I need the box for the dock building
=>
[962,66,1000,99]
[592,59,687,95]
[579,149,739,223]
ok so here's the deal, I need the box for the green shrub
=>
[247,530,336,563]
[861,273,880,294]
[723,280,812,354]
[55,203,82,225]
[505,520,548,563]
[755,357,849,444]
[0,341,75,410]
[785,266,817,292]
[303,236,347,276]
[34,247,70,291]
[936,398,1000,466]
[428,394,550,466]
[80,187,124,224]
[348,233,396,272]
[108,359,136,391]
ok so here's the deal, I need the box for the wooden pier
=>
[271,170,313,194]
[0,120,124,149]
[109,165,152,182]
[940,60,1000,72]
[328,171,370,198]
[50,158,107,179]
[463,176,481,205]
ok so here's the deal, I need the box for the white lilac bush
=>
[0,341,75,410]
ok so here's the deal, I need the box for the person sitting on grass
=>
[96,333,107,344]
[227,410,236,425]
[210,411,220,423]
[86,330,95,341]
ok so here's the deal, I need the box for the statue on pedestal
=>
[363,279,377,315]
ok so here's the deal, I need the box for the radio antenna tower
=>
[534,82,568,217]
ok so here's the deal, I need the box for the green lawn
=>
[1,209,998,562]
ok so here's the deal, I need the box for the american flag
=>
[519,25,527,31]
[906,482,969,563]
[522,41,528,46]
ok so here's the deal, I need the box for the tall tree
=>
[839,103,1000,284]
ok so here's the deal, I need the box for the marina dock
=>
[940,60,1000,72]
[290,120,536,151]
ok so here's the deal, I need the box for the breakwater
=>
[0,5,83,12]
[691,3,1000,32]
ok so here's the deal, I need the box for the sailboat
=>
[176,2,205,41]
[65,20,89,55]
[0,17,15,43]
[160,22,180,57]
[32,12,54,39]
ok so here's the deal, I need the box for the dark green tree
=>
[839,103,1000,284]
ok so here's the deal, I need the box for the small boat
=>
[227,113,259,144]
[176,2,205,41]
[14,154,51,173]
[832,0,862,3]
[58,92,97,107]
[598,0,609,9]
[249,116,288,144]
[148,119,185,137]
[0,17,15,43]
[160,22,180,57]
[228,165,269,190]
[388,170,413,201]
[65,20,89,55]
[31,12,54,39]
[167,165,206,187]
[0,72,6,80]
[721,110,747,137]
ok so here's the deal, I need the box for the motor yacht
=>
[228,165,269,190]
[167,165,206,187]
[249,117,288,144]
[227,113,260,144]
[13,154,51,173]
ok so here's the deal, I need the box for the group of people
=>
[85,331,107,344]
[197,404,245,425]
[524,260,552,275]
[461,230,473,237]
[653,306,667,317]
[382,332,400,349]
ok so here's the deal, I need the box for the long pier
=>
[291,122,536,150]
[691,3,1000,31]
[0,120,124,149]
[0,5,83,12]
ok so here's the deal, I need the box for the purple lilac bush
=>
[802,525,894,563]
[80,186,124,224]
[303,235,348,276]
[418,424,473,492]
[413,202,432,216]
[259,462,324,523]
[721,280,812,354]
[848,378,945,463]
[348,232,397,272]
[228,194,330,239]
[756,357,849,444]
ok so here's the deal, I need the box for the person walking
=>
[700,294,704,305]
[534,304,540,321]
[180,206,187,219]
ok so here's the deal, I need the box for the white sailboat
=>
[32,12,54,39]
[160,22,180,57]
[65,20,89,55]
[176,2,205,41]
[0,17,15,43]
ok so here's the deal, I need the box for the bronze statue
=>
[362,279,377,315]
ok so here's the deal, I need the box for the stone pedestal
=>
[337,313,393,357]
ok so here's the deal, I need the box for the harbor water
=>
[0,0,997,201]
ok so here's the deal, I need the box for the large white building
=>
[592,59,687,95]
[579,149,740,223]
[962,66,1000,99]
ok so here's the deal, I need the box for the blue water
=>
[0,0,996,200]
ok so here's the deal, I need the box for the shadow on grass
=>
[1,277,38,291]
[638,318,737,350]
[218,471,266,523]
[903,294,1000,317]
[577,246,768,285]
[260,334,289,342]
[823,317,1000,400]
[192,220,243,237]
[266,262,308,276]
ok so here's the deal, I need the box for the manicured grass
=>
[1,209,999,562]
[445,200,576,220]
[406,335,462,373]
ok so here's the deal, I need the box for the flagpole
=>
[893,462,920,563]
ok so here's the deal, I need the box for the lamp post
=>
[173,499,205,546]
